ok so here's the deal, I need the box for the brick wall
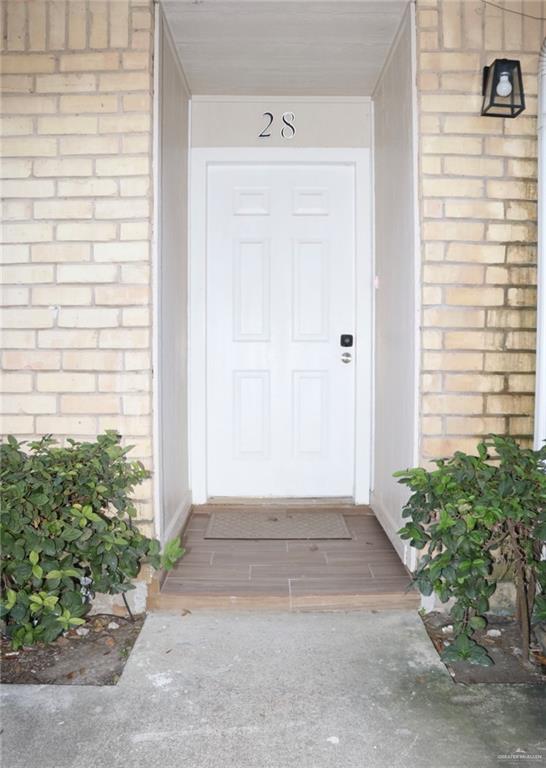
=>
[417,0,545,460]
[0,0,155,533]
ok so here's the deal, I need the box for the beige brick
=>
[60,136,119,155]
[422,156,442,174]
[68,0,87,49]
[89,1,108,48]
[0,245,30,263]
[31,243,91,262]
[122,52,149,70]
[420,52,480,71]
[506,201,537,221]
[0,415,35,434]
[121,307,150,327]
[60,52,120,72]
[486,395,534,415]
[63,351,122,371]
[59,94,118,113]
[34,200,93,219]
[423,264,484,285]
[2,55,56,74]
[443,156,504,177]
[2,350,60,369]
[58,308,119,328]
[120,222,150,240]
[34,157,93,177]
[57,264,118,284]
[445,287,504,306]
[98,415,150,436]
[98,114,151,134]
[99,72,150,92]
[37,372,96,392]
[444,330,503,351]
[487,223,535,243]
[508,374,535,393]
[95,199,149,219]
[0,286,29,305]
[422,136,482,156]
[95,156,149,176]
[0,373,33,393]
[422,178,483,198]
[36,74,97,93]
[48,0,67,50]
[121,135,149,153]
[1,200,32,220]
[120,177,150,197]
[6,0,26,51]
[32,285,93,305]
[423,307,485,328]
[0,159,32,179]
[28,0,47,50]
[421,95,481,114]
[35,416,97,435]
[110,0,129,48]
[0,307,53,328]
[2,394,57,415]
[0,117,33,136]
[38,329,98,348]
[423,394,483,415]
[2,179,55,198]
[120,263,150,284]
[485,352,535,373]
[509,416,534,435]
[0,330,36,349]
[1,222,54,243]
[445,417,506,435]
[506,331,536,350]
[3,264,54,284]
[58,178,118,197]
[487,309,536,329]
[2,137,57,157]
[61,394,119,414]
[423,351,483,371]
[123,394,150,416]
[422,437,483,458]
[448,243,500,265]
[131,32,152,51]
[94,285,149,305]
[38,116,98,135]
[485,267,509,285]
[507,287,537,307]
[443,115,502,135]
[422,372,442,392]
[422,330,443,350]
[0,75,35,93]
[124,351,151,370]
[487,179,537,202]
[506,159,536,179]
[99,329,148,348]
[423,222,484,241]
[57,222,117,241]
[485,137,537,159]
[445,200,504,220]
[444,374,504,393]
[423,286,442,304]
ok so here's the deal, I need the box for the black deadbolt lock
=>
[340,334,353,348]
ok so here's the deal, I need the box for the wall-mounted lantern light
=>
[481,58,525,118]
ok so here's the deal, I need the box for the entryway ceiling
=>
[160,0,409,96]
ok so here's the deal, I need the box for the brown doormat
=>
[205,509,351,540]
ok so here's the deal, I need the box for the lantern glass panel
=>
[481,59,525,118]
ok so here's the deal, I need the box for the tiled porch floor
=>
[154,506,419,611]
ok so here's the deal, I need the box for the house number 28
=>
[259,111,296,139]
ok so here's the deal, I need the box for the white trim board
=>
[189,147,373,504]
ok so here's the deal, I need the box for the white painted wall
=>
[371,6,418,568]
[156,11,192,542]
[191,97,371,147]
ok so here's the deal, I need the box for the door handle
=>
[341,352,352,364]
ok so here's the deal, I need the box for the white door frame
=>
[189,147,373,504]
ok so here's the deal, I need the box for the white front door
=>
[206,162,356,497]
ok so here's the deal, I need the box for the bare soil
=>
[422,611,546,684]
[0,613,145,686]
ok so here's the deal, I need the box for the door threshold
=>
[205,496,356,507]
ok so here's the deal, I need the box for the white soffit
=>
[160,0,409,96]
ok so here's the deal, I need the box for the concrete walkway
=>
[1,611,545,768]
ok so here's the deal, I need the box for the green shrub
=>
[0,431,183,649]
[395,435,546,666]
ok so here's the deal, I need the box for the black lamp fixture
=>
[481,58,525,118]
